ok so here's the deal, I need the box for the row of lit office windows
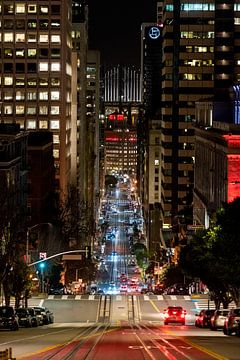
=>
[1,19,61,30]
[2,48,61,58]
[2,90,60,101]
[0,4,60,15]
[1,104,60,115]
[165,59,213,67]
[0,33,61,43]
[181,31,214,39]
[8,119,61,131]
[1,77,60,87]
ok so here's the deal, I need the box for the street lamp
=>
[26,223,52,264]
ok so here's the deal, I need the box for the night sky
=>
[87,0,157,67]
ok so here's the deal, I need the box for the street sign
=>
[187,225,204,231]
[39,252,47,260]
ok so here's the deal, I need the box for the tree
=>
[8,258,32,308]
[208,198,240,306]
[57,184,93,249]
[178,196,240,308]
[160,264,185,290]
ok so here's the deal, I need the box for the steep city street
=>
[0,182,239,360]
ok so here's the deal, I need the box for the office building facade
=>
[160,1,240,229]
[0,1,73,199]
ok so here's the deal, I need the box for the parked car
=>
[164,306,186,325]
[0,306,19,331]
[15,308,32,328]
[33,306,54,325]
[223,308,240,335]
[210,309,229,330]
[33,308,44,326]
[27,308,40,327]
[195,309,215,328]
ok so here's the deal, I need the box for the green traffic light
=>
[39,262,45,268]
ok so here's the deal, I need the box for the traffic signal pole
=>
[28,248,91,267]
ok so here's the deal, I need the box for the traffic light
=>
[85,245,91,260]
[39,262,45,269]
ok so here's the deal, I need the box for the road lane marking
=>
[162,327,229,360]
[180,338,229,360]
[149,300,161,313]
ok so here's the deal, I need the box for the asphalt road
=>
[1,320,240,359]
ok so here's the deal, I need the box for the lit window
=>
[4,77,13,86]
[51,35,60,43]
[4,33,14,42]
[27,92,37,101]
[39,106,48,115]
[50,120,60,129]
[39,78,48,86]
[16,105,25,114]
[53,134,59,144]
[40,6,48,14]
[39,34,49,43]
[4,49,13,58]
[16,91,25,100]
[51,106,60,115]
[39,91,48,100]
[28,78,37,86]
[4,92,13,100]
[39,120,48,129]
[51,91,60,100]
[27,107,36,115]
[51,78,60,86]
[4,5,14,14]
[4,105,13,114]
[28,5,37,13]
[16,4,25,13]
[53,149,59,158]
[27,34,37,42]
[16,77,25,86]
[39,62,48,71]
[16,33,25,42]
[28,21,37,29]
[28,49,37,57]
[16,49,25,57]
[155,159,160,166]
[27,120,36,129]
[51,62,60,71]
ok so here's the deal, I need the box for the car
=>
[33,306,54,325]
[0,306,19,331]
[15,308,32,328]
[210,309,229,330]
[223,308,240,335]
[195,309,215,328]
[27,308,40,327]
[120,284,128,293]
[33,308,44,326]
[48,284,68,295]
[164,306,186,325]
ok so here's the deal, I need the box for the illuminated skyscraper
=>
[0,1,73,199]
[160,1,240,229]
